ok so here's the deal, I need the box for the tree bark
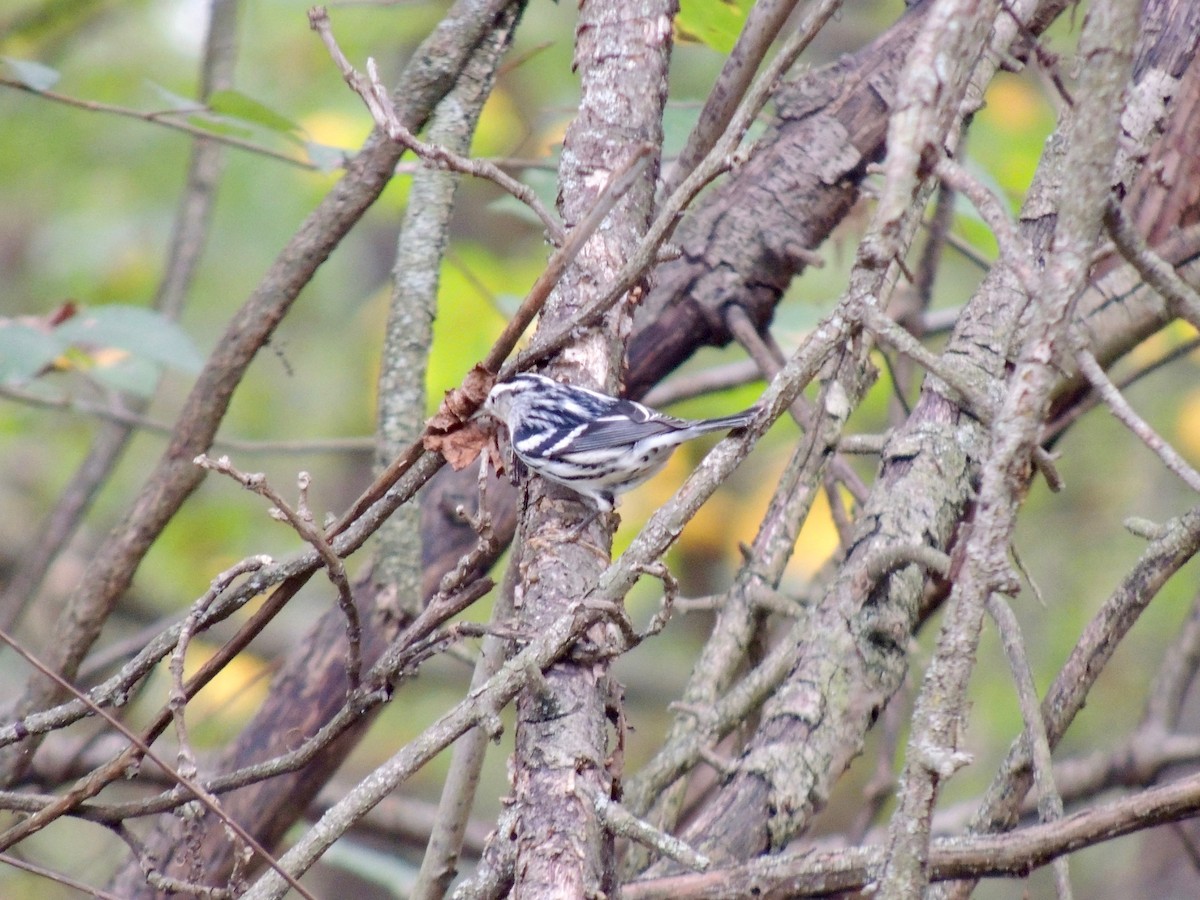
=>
[508,2,675,896]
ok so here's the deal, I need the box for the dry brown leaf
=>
[422,366,499,471]
[427,365,495,432]
[424,419,491,471]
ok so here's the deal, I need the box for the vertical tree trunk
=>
[509,1,675,896]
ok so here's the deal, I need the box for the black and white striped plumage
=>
[485,372,754,512]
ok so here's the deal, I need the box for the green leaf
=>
[675,0,752,54]
[0,323,66,382]
[208,89,301,135]
[2,56,61,91]
[86,354,162,397]
[185,114,255,140]
[55,306,204,375]
[146,80,203,112]
[304,141,347,173]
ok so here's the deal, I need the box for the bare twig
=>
[865,306,1064,491]
[936,157,1042,300]
[169,557,274,782]
[1143,590,1200,730]
[310,7,564,245]
[0,78,317,170]
[863,544,951,582]
[582,783,711,872]
[1105,198,1200,330]
[986,594,1072,900]
[837,433,888,455]
[641,360,763,408]
[662,0,811,195]
[0,627,317,900]
[915,173,959,305]
[197,455,362,689]
[0,385,373,454]
[725,305,870,501]
[329,142,655,537]
[628,562,680,646]
[1045,336,1200,444]
[1072,343,1200,493]
[0,851,128,900]
[623,771,1200,897]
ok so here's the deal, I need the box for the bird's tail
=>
[691,408,757,433]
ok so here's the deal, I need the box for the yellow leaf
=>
[1175,387,1200,463]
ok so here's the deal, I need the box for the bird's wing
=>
[563,409,683,453]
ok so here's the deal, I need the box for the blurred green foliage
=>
[676,0,752,54]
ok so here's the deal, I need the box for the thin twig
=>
[0,78,319,170]
[169,557,274,783]
[394,155,558,175]
[1105,198,1200,330]
[1142,590,1200,731]
[1044,335,1200,443]
[0,851,128,900]
[986,594,1073,900]
[725,305,870,502]
[197,456,363,689]
[582,783,711,872]
[0,627,317,900]
[661,0,810,196]
[865,306,1063,491]
[329,142,655,537]
[1072,344,1200,493]
[936,157,1041,300]
[0,385,372,454]
[641,360,763,408]
[309,7,564,245]
[915,173,959,305]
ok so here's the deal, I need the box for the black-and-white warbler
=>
[485,372,755,512]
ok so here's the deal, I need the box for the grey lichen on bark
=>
[879,0,1143,893]
[375,5,521,605]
